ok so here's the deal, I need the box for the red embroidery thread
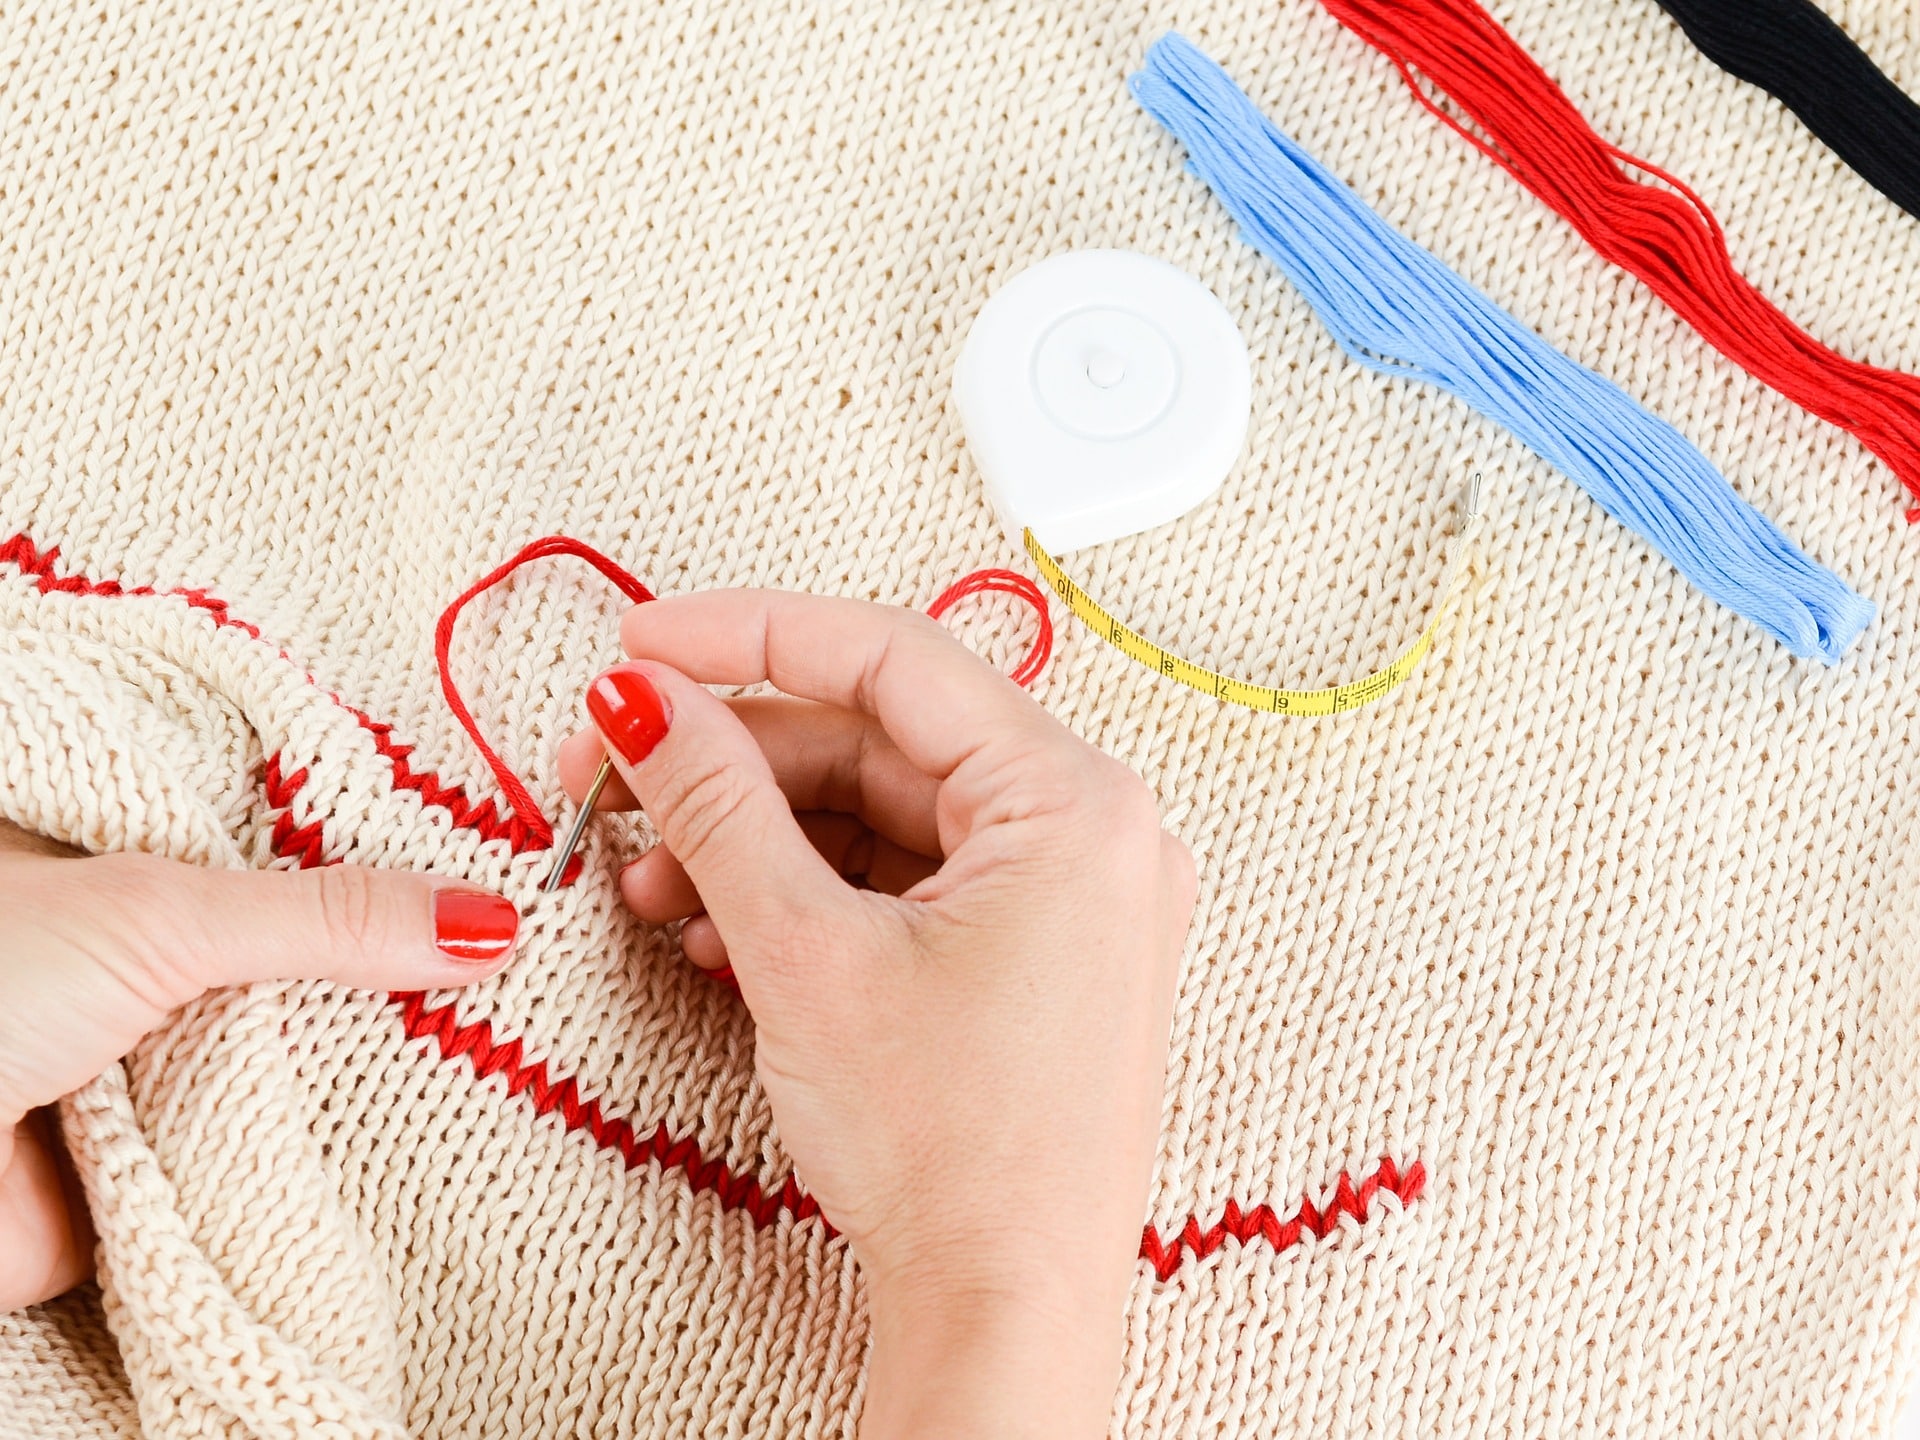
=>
[10,531,1419,1279]
[1318,0,1920,521]
[924,566,1053,687]
[0,533,262,639]
[390,989,830,1232]
[262,754,332,870]
[2,533,528,855]
[432,536,659,857]
[5,531,1053,864]
[392,986,1419,1278]
[1140,1158,1427,1281]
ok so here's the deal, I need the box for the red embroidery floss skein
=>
[1318,0,1920,521]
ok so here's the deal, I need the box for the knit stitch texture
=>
[2,1,1918,1436]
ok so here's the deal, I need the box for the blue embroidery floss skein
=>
[1131,33,1873,664]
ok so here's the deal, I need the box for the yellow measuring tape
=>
[1023,474,1482,716]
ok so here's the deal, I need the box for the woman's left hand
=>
[0,820,522,1310]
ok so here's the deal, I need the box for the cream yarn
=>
[3,0,1920,1435]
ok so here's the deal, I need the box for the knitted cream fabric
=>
[3,0,1920,1435]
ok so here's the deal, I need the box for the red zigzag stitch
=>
[262,754,332,871]
[391,985,1423,1279]
[390,989,831,1233]
[7,529,1425,1279]
[3,532,547,856]
[0,533,262,639]
[1140,1158,1425,1282]
[269,766,1424,1276]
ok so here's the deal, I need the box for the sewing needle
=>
[542,755,613,893]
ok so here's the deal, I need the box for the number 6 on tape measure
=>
[955,249,1479,716]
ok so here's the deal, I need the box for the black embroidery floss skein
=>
[1654,0,1920,222]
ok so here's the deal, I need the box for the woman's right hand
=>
[556,591,1196,1440]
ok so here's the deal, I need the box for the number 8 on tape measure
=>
[956,249,1478,716]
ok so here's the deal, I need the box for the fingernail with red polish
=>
[433,889,520,964]
[587,665,672,766]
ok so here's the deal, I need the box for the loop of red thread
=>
[434,536,656,853]
[1318,0,1920,523]
[437,547,1050,872]
[926,567,1054,688]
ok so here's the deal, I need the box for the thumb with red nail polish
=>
[582,659,848,965]
[0,820,520,1309]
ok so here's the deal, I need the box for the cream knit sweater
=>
[4,1,1919,1435]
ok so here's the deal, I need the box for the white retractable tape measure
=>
[955,249,1478,715]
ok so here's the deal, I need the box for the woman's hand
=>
[0,822,520,1310]
[556,591,1196,1440]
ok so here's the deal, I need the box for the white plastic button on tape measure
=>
[955,248,1480,716]
[956,249,1251,554]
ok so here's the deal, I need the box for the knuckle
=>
[653,760,759,869]
[1006,764,1090,821]
[893,606,949,643]
[860,607,965,701]
[310,865,391,955]
[1096,762,1162,833]
[990,732,1092,795]
[994,742,1161,837]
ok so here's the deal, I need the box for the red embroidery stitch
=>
[0,533,262,639]
[1139,1158,1427,1281]
[4,532,1052,866]
[392,986,1420,1278]
[2,533,528,855]
[11,530,1421,1279]
[262,754,332,870]
[344,705,553,855]
[390,989,831,1232]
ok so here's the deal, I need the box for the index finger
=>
[620,590,1060,777]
